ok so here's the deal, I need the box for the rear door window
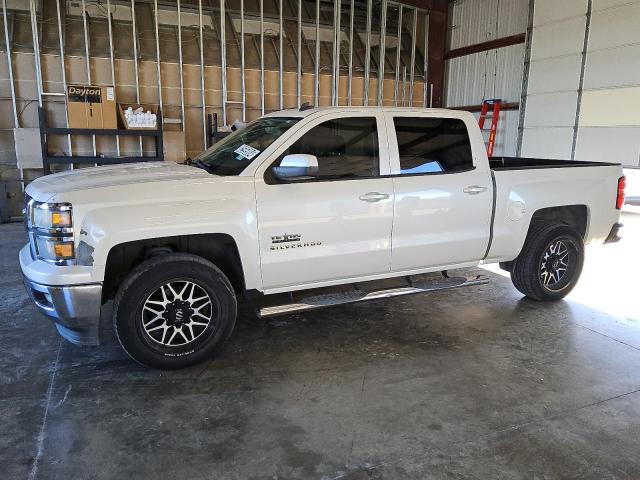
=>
[393,117,474,175]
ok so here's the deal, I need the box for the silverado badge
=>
[270,234,321,251]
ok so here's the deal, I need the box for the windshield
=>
[192,117,300,175]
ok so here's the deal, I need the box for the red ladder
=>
[478,99,502,157]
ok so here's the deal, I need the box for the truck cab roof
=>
[263,106,471,119]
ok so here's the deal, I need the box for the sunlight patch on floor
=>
[481,211,639,322]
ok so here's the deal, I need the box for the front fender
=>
[78,199,262,290]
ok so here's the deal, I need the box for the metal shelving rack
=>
[38,107,164,175]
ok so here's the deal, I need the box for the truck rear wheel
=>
[510,223,584,301]
[113,253,237,369]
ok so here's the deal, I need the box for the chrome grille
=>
[23,194,37,260]
[23,194,33,229]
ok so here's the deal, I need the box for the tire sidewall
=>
[114,255,237,369]
[528,225,584,300]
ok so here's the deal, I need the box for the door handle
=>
[463,185,488,195]
[359,192,390,202]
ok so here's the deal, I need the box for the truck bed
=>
[486,156,622,262]
[489,156,619,170]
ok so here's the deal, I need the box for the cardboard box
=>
[66,85,117,129]
[118,104,159,130]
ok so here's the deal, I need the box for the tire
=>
[510,223,584,301]
[113,253,237,369]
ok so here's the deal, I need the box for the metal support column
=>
[332,0,340,106]
[516,0,534,156]
[401,66,406,106]
[4,0,22,189]
[2,0,17,128]
[409,9,417,106]
[425,8,445,108]
[154,0,163,116]
[220,0,228,125]
[198,0,207,147]
[278,0,284,110]
[81,0,97,157]
[177,0,186,130]
[131,0,143,154]
[347,0,354,105]
[363,0,371,105]
[29,0,43,107]
[297,0,302,108]
[572,0,592,160]
[28,0,43,186]
[260,0,265,115]
[423,14,429,107]
[106,0,120,156]
[240,0,246,121]
[314,0,320,106]
[393,5,402,106]
[377,0,387,106]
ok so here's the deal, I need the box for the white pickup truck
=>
[21,107,625,369]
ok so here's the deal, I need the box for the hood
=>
[26,162,211,201]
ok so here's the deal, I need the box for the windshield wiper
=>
[193,159,216,174]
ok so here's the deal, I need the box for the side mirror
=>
[272,154,319,181]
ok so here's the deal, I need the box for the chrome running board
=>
[258,274,489,318]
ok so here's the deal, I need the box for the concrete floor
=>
[2,212,640,480]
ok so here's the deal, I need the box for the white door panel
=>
[391,171,492,270]
[384,112,493,271]
[255,111,393,290]
[256,179,394,289]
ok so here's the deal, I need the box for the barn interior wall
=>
[0,0,437,219]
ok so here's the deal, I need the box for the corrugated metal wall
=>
[448,0,528,50]
[444,0,529,157]
[445,45,524,107]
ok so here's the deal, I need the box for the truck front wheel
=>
[113,253,237,369]
[510,223,584,301]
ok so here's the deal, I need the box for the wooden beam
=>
[427,8,447,107]
[445,33,526,60]
[400,0,449,12]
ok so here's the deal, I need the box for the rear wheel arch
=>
[499,205,588,272]
[528,205,589,240]
[102,233,246,303]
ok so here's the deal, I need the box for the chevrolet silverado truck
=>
[21,107,626,369]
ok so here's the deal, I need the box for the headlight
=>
[33,203,73,230]
[35,236,75,260]
[27,202,75,264]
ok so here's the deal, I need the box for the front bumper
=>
[22,277,103,345]
[20,244,103,345]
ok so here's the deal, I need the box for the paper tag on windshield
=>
[234,144,260,160]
